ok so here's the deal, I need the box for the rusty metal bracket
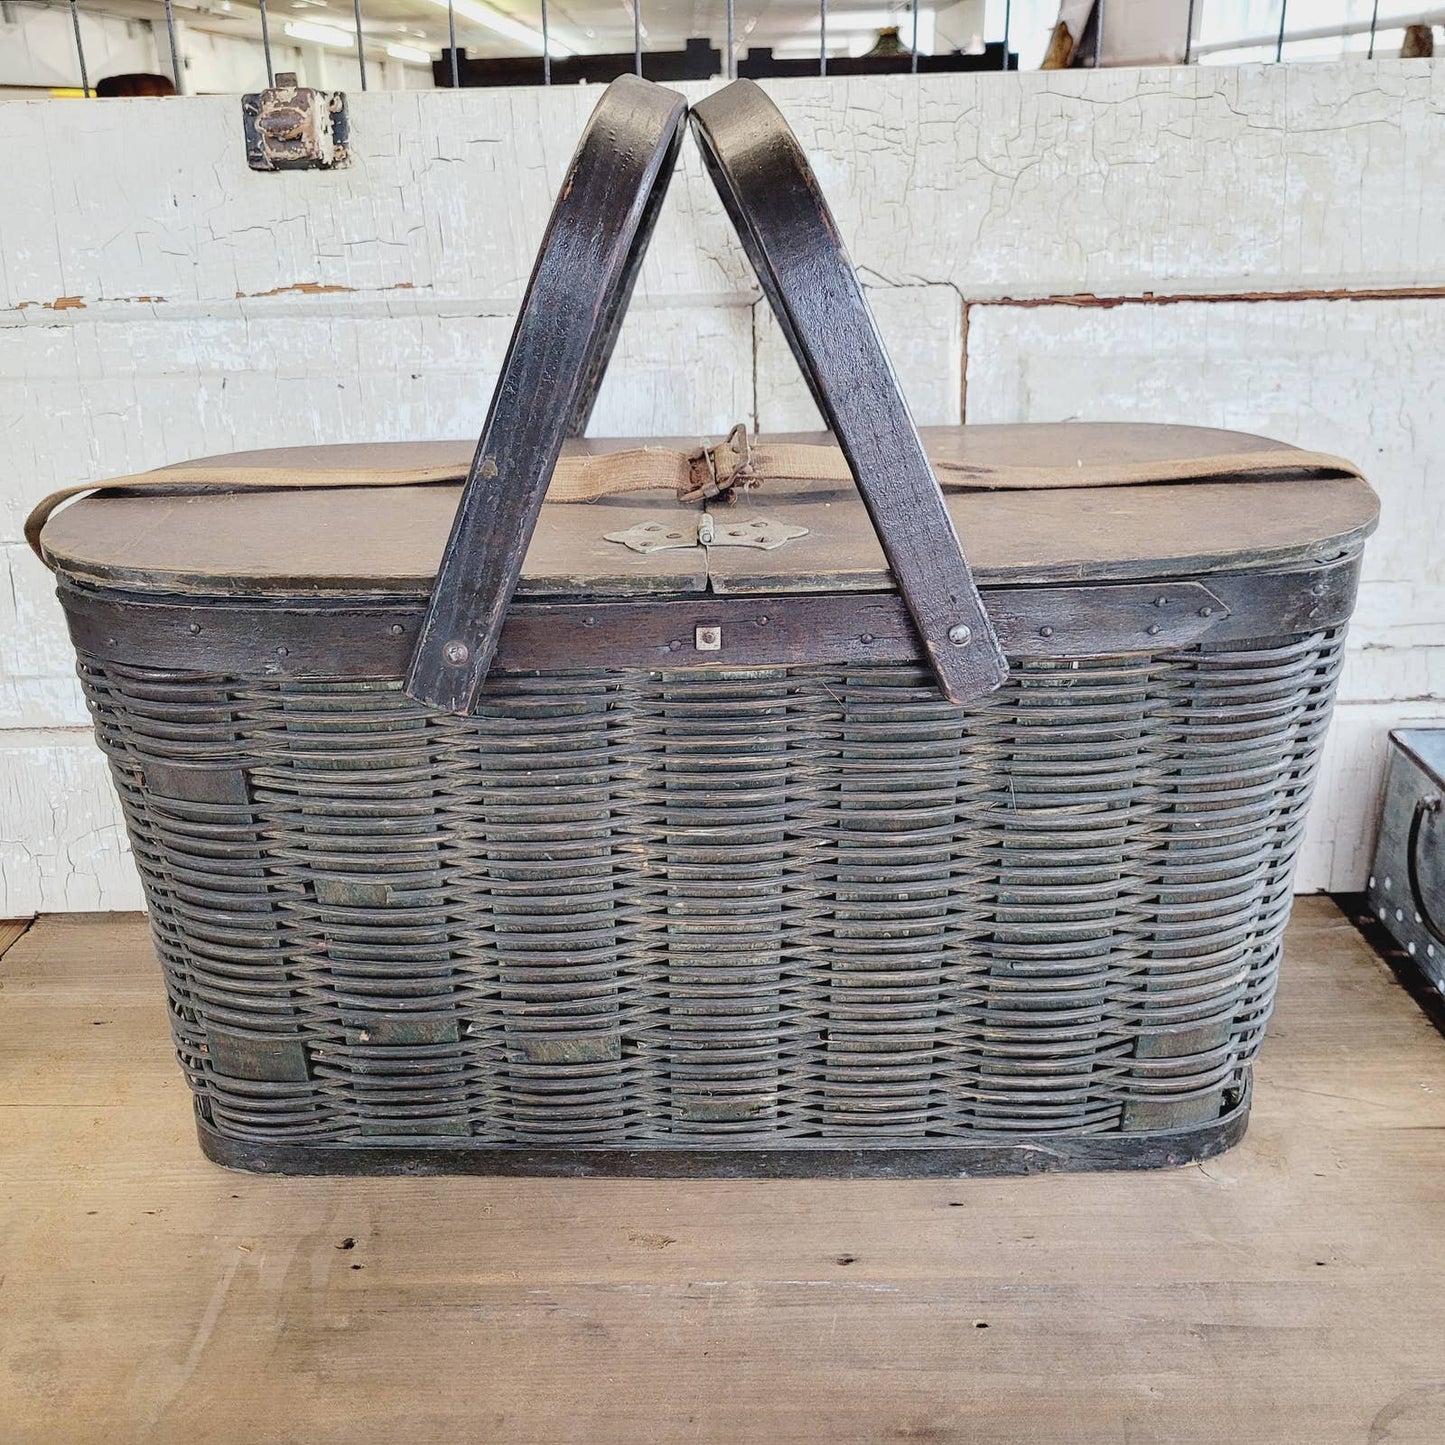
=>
[242,73,349,172]
[678,423,757,503]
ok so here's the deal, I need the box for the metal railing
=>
[28,0,1443,100]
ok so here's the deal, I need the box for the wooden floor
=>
[2,900,1444,1444]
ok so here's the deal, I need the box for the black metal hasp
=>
[689,81,1008,706]
[405,76,688,714]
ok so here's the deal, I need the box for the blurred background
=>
[3,0,1439,98]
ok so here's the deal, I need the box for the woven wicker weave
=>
[78,631,1344,1150]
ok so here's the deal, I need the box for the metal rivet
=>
[1311,582,1326,597]
[669,640,683,652]
[187,623,201,635]
[948,624,973,646]
[276,646,288,658]
[756,615,768,626]
[582,616,596,629]
[389,624,404,637]
[442,641,469,666]
[1155,596,1169,608]
[1038,625,1054,639]
[860,633,874,645]
[1198,607,1213,618]
[1147,624,1161,636]
[105,636,118,648]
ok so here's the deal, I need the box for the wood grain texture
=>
[55,568,1361,679]
[39,425,1376,594]
[2,899,1444,1443]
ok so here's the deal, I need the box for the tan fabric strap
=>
[26,432,1363,566]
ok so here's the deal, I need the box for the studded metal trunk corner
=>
[76,629,1346,1174]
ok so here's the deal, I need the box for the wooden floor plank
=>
[3,898,1444,1444]
[0,919,30,959]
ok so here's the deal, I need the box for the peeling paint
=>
[981,286,1445,311]
[234,281,417,300]
[237,282,356,300]
[16,296,89,312]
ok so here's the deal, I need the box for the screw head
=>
[947,624,973,647]
[442,640,470,666]
[389,623,405,637]
[1147,623,1161,636]
[1038,625,1054,640]
[186,623,201,636]
[275,645,289,658]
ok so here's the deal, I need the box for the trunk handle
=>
[689,80,1007,705]
[405,75,688,714]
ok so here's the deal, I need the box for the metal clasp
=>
[678,423,755,504]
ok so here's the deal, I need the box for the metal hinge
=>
[604,514,808,555]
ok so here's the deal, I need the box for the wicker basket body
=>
[42,427,1373,1177]
[33,83,1378,1175]
[71,637,1344,1171]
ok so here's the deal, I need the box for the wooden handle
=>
[405,75,688,715]
[689,80,1008,707]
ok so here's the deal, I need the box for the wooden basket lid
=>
[39,423,1378,597]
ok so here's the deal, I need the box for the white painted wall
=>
[0,2,162,89]
[2,61,1442,912]
[0,2,428,95]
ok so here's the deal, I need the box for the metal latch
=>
[242,73,350,172]
[604,515,808,555]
